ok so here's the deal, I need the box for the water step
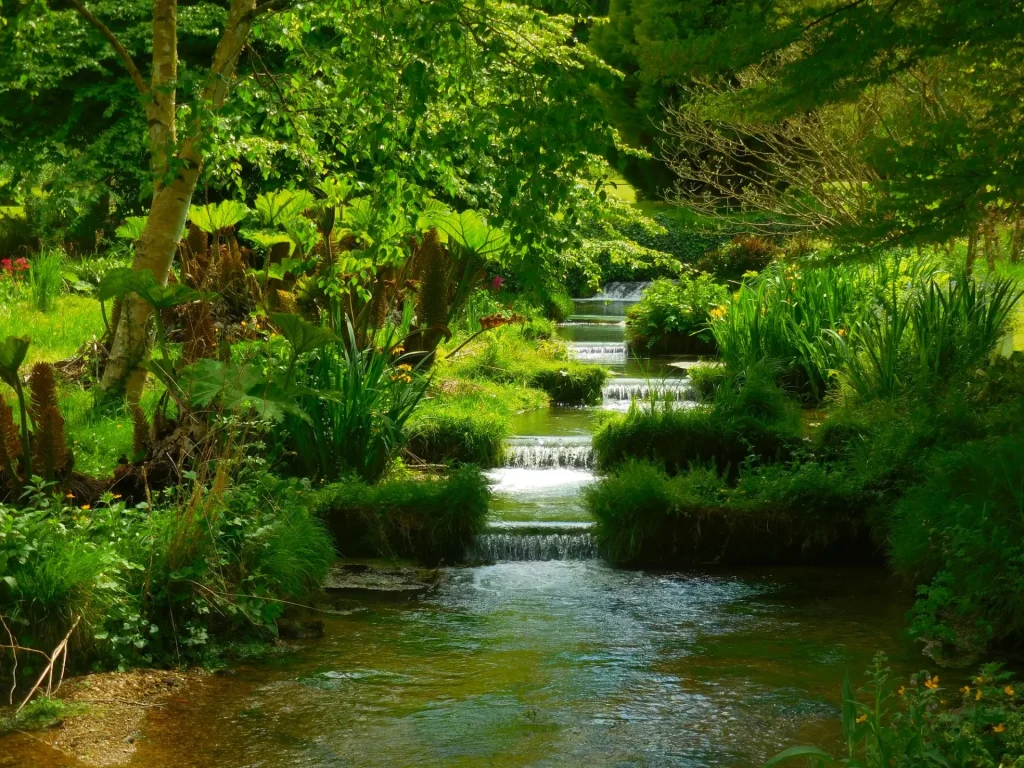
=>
[468,521,600,562]
[574,281,650,302]
[602,377,694,402]
[505,437,594,469]
[567,342,628,362]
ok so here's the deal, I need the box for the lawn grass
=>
[0,294,105,365]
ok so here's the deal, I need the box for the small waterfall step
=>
[469,521,600,562]
[505,436,594,469]
[574,281,651,302]
[602,377,695,402]
[568,341,628,362]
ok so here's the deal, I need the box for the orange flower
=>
[925,676,939,690]
[993,723,1006,734]
[1005,685,1015,697]
[855,714,868,724]
[80,504,91,511]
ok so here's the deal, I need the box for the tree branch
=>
[65,0,149,96]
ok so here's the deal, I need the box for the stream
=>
[4,285,919,767]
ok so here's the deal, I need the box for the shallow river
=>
[4,287,920,767]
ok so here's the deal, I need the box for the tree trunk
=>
[966,227,979,275]
[1012,212,1023,263]
[99,0,257,394]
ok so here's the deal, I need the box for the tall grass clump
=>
[27,248,65,312]
[407,397,509,466]
[837,273,1022,401]
[710,263,867,399]
[311,465,490,563]
[593,363,800,477]
[284,332,428,484]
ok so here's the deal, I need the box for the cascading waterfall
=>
[567,342,628,362]
[602,377,695,403]
[505,438,594,469]
[468,523,600,562]
[575,281,651,302]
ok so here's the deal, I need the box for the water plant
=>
[625,274,729,354]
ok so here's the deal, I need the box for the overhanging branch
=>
[65,0,150,96]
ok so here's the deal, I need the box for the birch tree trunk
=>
[98,0,258,395]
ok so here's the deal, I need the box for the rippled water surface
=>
[6,563,916,768]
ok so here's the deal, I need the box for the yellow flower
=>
[898,686,905,696]
[65,492,75,499]
[925,676,939,690]
[709,305,728,320]
[112,493,122,500]
[976,676,985,684]
[397,364,412,371]
[391,345,405,356]
[80,504,91,511]
[994,723,1006,734]
[855,714,868,724]
[961,686,971,695]
[1005,685,1015,697]
[976,689,983,701]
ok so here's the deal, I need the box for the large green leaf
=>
[0,336,30,388]
[114,216,147,240]
[427,209,510,263]
[271,313,340,356]
[189,200,251,234]
[98,269,210,309]
[254,189,315,228]
[97,267,145,301]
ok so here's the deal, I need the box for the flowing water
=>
[3,290,921,768]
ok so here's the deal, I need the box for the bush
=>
[593,365,800,477]
[442,324,607,405]
[311,465,490,564]
[889,434,1024,662]
[531,362,606,405]
[587,458,871,566]
[0,471,334,674]
[407,398,509,467]
[280,332,428,484]
[696,235,778,281]
[625,274,729,354]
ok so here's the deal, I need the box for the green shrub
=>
[593,365,800,476]
[0,472,334,673]
[768,654,1024,768]
[311,465,490,564]
[625,274,729,354]
[696,235,778,281]
[407,398,509,467]
[889,433,1024,661]
[531,362,606,405]
[586,458,870,566]
[28,248,65,312]
[442,325,607,405]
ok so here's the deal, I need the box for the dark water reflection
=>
[5,562,918,768]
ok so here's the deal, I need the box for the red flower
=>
[490,276,505,291]
[1,259,11,274]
